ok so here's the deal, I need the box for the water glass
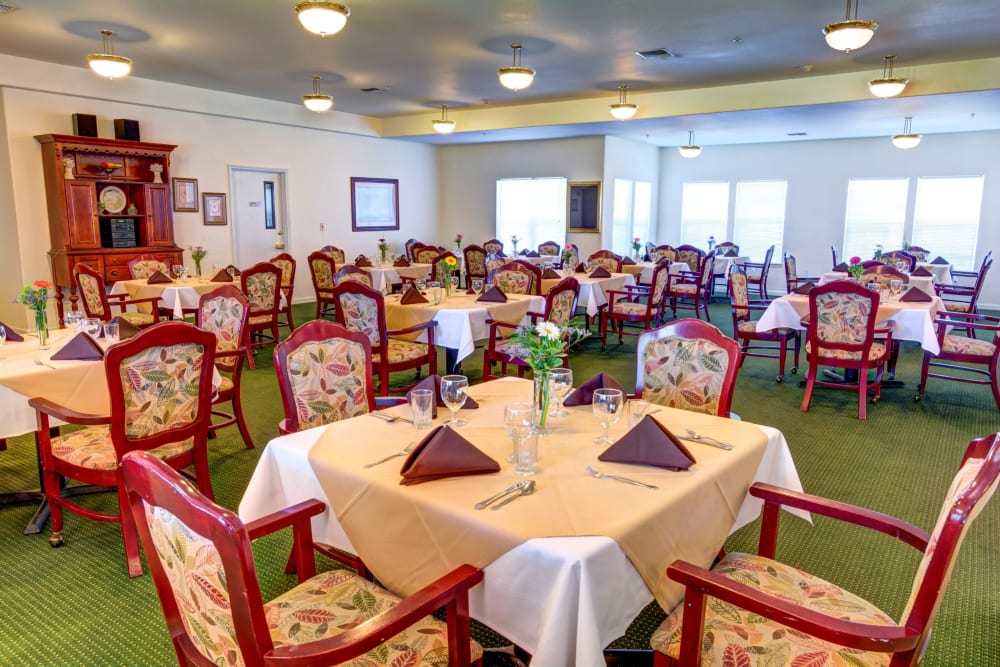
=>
[450,276,460,294]
[226,266,237,279]
[84,318,102,337]
[429,281,442,305]
[896,260,908,273]
[65,310,84,333]
[172,264,185,280]
[549,368,574,418]
[592,388,624,445]
[504,402,536,475]
[439,374,469,427]
[103,322,120,344]
[471,279,484,294]
[866,281,880,293]
[627,398,651,428]
[415,278,427,291]
[890,279,904,297]
[409,389,434,431]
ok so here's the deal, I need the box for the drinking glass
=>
[439,374,469,427]
[471,279,484,294]
[627,398,651,428]
[428,281,442,305]
[890,279,904,298]
[504,402,536,476]
[212,263,222,275]
[549,367,574,418]
[866,281,880,293]
[450,276,460,294]
[896,260,908,273]
[415,278,427,291]
[409,389,434,432]
[65,310,84,333]
[84,318,102,337]
[172,264,185,280]
[0,324,6,359]
[103,322,120,344]
[226,266,237,279]
[592,388,624,445]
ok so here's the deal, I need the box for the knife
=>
[474,481,527,510]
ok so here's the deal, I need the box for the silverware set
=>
[475,480,533,510]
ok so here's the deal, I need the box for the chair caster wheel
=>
[49,533,64,548]
[775,375,783,383]
[870,396,880,404]
[791,367,798,374]
[914,394,922,402]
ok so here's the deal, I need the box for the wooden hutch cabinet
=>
[35,134,184,324]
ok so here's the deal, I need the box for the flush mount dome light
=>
[431,105,456,134]
[87,30,132,79]
[678,130,702,159]
[295,1,350,36]
[609,84,638,120]
[303,75,333,112]
[823,0,877,52]
[497,43,535,91]
[868,55,909,98]
[892,116,921,149]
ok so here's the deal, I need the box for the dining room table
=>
[111,274,289,319]
[355,262,432,292]
[238,376,805,667]
[539,270,636,317]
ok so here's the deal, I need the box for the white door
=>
[230,167,288,267]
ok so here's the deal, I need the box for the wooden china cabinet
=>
[35,134,184,325]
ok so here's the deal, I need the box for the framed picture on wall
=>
[202,192,227,225]
[172,178,198,212]
[351,177,399,231]
[567,181,601,233]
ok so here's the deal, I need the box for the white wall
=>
[602,135,660,251]
[659,132,1000,305]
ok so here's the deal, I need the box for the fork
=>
[34,359,57,370]
[363,441,417,468]
[586,465,658,490]
[368,412,413,424]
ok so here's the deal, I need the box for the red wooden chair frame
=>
[334,264,373,287]
[126,253,168,279]
[121,450,484,667]
[241,261,283,366]
[319,244,346,264]
[600,260,672,349]
[307,250,337,320]
[729,267,800,382]
[489,259,542,295]
[711,242,740,296]
[483,238,504,256]
[674,245,705,273]
[915,312,1000,410]
[881,249,917,272]
[198,285,253,449]
[669,250,716,321]
[783,251,820,292]
[73,262,162,325]
[463,244,487,287]
[831,244,840,270]
[936,257,992,327]
[906,245,931,262]
[537,240,561,256]
[412,243,441,265]
[739,244,775,299]
[586,249,624,273]
[404,238,420,261]
[269,252,297,332]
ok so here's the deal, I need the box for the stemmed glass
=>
[896,260,909,273]
[0,324,6,359]
[84,318,102,338]
[440,374,469,427]
[172,264,185,280]
[471,279,484,294]
[504,402,535,474]
[549,368,574,418]
[592,388,624,445]
[890,279,904,299]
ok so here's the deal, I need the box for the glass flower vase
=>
[533,369,552,435]
[35,309,49,350]
[194,259,202,277]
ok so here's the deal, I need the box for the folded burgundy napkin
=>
[643,254,652,262]
[589,267,612,278]
[518,249,528,256]
[791,281,816,295]
[226,265,242,276]
[931,256,948,265]
[465,286,476,294]
[210,269,232,282]
[900,286,933,302]
[575,263,587,273]
[399,286,429,305]
[598,416,696,471]
[50,332,104,361]
[393,257,411,267]
[911,266,933,277]
[526,251,540,257]
[399,425,500,485]
[563,372,627,407]
[0,320,24,341]
[355,255,373,267]
[477,285,508,303]
[541,268,561,279]
[147,270,173,284]
[621,256,636,265]
[407,375,479,418]
[109,316,142,339]
[723,248,738,257]
[833,262,850,272]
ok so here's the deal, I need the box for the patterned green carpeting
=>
[0,301,996,666]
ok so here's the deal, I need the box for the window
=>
[611,179,652,257]
[733,180,786,262]
[842,178,908,261]
[680,182,729,248]
[911,176,984,270]
[496,178,567,251]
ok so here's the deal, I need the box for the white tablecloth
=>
[820,272,935,297]
[359,264,432,292]
[111,277,287,319]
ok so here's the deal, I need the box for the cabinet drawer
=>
[104,264,131,282]
[105,254,132,266]
[71,255,104,273]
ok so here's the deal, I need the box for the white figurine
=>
[63,157,75,180]
[150,163,164,183]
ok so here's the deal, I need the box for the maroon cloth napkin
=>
[791,281,816,295]
[833,262,850,272]
[563,372,626,407]
[911,266,933,277]
[355,255,373,267]
[399,425,500,485]
[226,265,242,276]
[723,248,738,257]
[599,416,696,471]
[900,286,933,302]
[621,256,636,265]
[399,286,429,305]
[407,375,479,418]
[210,269,233,282]
[541,268,561,279]
[589,267,612,278]
[526,251,540,257]
[931,256,949,265]
[394,257,411,267]
[575,263,587,273]
[477,285,508,303]
[0,321,24,341]
[109,316,142,339]
[51,332,104,361]
[465,286,476,294]
[147,270,173,284]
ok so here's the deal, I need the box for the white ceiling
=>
[1,0,999,146]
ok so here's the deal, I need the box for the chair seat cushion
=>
[944,303,971,312]
[51,426,194,471]
[612,301,652,316]
[374,339,430,365]
[806,340,886,361]
[670,284,698,295]
[942,334,996,357]
[249,314,276,326]
[265,569,483,665]
[651,552,895,667]
[216,375,234,394]
[118,311,155,327]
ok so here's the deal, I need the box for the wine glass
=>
[226,266,237,279]
[471,278,484,294]
[890,279,904,298]
[866,281,880,293]
[549,368,574,418]
[84,318,102,338]
[0,324,6,359]
[415,278,427,292]
[439,374,469,427]
[896,260,908,273]
[592,388,624,445]
[172,264,185,280]
[504,402,535,474]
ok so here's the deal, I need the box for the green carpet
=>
[0,301,997,666]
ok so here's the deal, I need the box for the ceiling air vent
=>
[635,48,678,60]
[360,87,384,94]
[787,132,808,137]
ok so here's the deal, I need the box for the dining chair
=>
[413,244,441,265]
[538,240,560,256]
[333,281,437,396]
[306,250,338,321]
[881,249,917,272]
[126,254,169,279]
[403,237,420,261]
[651,244,679,263]
[482,277,580,380]
[652,432,1000,667]
[74,262,161,328]
[643,241,657,260]
[799,280,892,420]
[240,261,283,368]
[599,259,672,350]
[782,251,820,293]
[668,250,716,321]
[915,313,1000,410]
[319,244,346,264]
[269,252,297,332]
[334,264,374,287]
[949,250,991,289]
[483,238,504,256]
[197,285,253,449]
[587,249,623,273]
[730,267,800,383]
[635,319,742,417]
[29,321,217,577]
[463,244,487,287]
[120,450,485,667]
[861,262,910,288]
[490,259,541,295]
[861,259,885,270]
[562,244,580,269]
[937,257,992,323]
[711,241,740,296]
[907,245,931,261]
[740,244,776,299]
[675,245,705,273]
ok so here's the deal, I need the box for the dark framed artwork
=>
[351,177,399,231]
[172,177,198,212]
[567,181,601,233]
[202,192,228,225]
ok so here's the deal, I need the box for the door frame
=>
[228,165,291,267]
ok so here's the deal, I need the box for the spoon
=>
[491,480,536,510]
[683,428,733,450]
[475,480,529,510]
[586,466,659,490]
[34,359,57,370]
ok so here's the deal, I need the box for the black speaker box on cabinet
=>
[72,113,98,137]
[114,118,140,141]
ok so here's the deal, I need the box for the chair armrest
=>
[28,397,111,426]
[749,483,929,558]
[484,318,520,338]
[375,397,408,409]
[264,564,484,666]
[245,499,325,583]
[666,560,920,656]
[387,320,435,337]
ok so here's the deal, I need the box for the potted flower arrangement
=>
[377,238,389,264]
[873,244,883,261]
[15,280,53,349]
[509,321,589,432]
[188,244,207,277]
[847,256,864,281]
[561,245,575,266]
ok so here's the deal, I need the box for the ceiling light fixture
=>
[868,55,909,98]
[823,0,878,52]
[302,75,334,112]
[294,1,350,36]
[432,105,456,134]
[87,30,132,79]
[497,43,535,91]
[609,84,638,120]
[679,131,702,159]
[892,116,921,149]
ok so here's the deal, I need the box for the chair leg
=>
[800,365,815,412]
[118,484,145,577]
[232,393,254,449]
[44,467,65,548]
[857,370,868,420]
[776,333,787,382]
[792,333,801,373]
